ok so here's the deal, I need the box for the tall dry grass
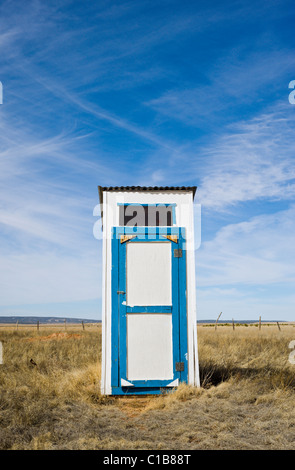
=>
[1,323,295,449]
[198,324,295,389]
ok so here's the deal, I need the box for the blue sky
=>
[0,0,295,321]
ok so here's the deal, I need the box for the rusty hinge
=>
[120,235,137,244]
[161,235,178,243]
[175,362,184,371]
[174,248,182,258]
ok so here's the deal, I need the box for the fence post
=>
[64,319,67,331]
[232,318,235,331]
[215,312,222,331]
[37,321,39,333]
[82,321,85,331]
[259,316,261,331]
[16,320,19,331]
[276,321,281,331]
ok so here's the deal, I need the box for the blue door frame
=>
[111,227,187,395]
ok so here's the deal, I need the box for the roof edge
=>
[97,186,197,205]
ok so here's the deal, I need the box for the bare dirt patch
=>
[115,396,161,417]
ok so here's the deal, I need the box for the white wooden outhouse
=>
[98,186,200,395]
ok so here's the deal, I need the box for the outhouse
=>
[98,186,200,395]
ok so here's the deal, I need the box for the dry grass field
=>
[1,322,295,450]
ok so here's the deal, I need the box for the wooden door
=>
[111,227,187,395]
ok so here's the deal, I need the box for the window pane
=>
[119,204,174,226]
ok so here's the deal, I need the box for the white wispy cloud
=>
[197,104,295,209]
[196,285,295,321]
[0,250,102,305]
[196,205,295,287]
[194,203,295,316]
[145,46,295,126]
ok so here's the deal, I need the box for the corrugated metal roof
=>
[98,185,197,205]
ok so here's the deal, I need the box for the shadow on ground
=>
[199,362,295,388]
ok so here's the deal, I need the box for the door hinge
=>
[120,235,137,244]
[174,248,182,258]
[117,291,126,295]
[175,362,184,371]
[161,235,178,243]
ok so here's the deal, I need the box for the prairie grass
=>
[1,323,295,449]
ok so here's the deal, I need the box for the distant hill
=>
[0,316,101,324]
[0,316,287,325]
[197,319,287,324]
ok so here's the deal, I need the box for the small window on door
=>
[119,204,175,227]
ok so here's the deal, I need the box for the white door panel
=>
[126,242,171,306]
[127,313,173,381]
